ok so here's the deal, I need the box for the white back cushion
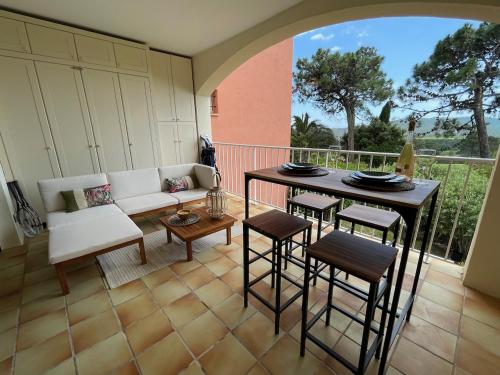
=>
[158,164,195,191]
[107,168,161,200]
[38,173,108,213]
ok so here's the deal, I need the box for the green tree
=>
[291,113,337,148]
[398,22,500,158]
[294,47,393,150]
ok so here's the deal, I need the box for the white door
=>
[26,24,77,61]
[35,62,99,176]
[119,74,158,169]
[177,122,199,163]
[0,56,60,216]
[75,35,116,67]
[171,55,195,122]
[157,122,179,166]
[150,51,176,122]
[0,17,30,53]
[81,69,131,172]
[114,44,148,72]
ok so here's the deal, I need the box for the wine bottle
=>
[395,118,416,180]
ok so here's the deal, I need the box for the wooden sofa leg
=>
[55,263,69,295]
[138,238,146,265]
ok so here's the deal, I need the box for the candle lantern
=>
[206,172,227,219]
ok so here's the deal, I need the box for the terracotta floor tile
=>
[17,308,67,351]
[412,296,460,334]
[455,338,500,375]
[289,319,342,361]
[152,279,191,307]
[418,281,463,312]
[0,328,16,362]
[125,309,173,355]
[200,333,256,375]
[425,269,465,296]
[225,248,243,265]
[178,311,228,356]
[261,335,323,375]
[108,279,146,306]
[205,256,238,277]
[0,309,17,333]
[71,309,120,353]
[67,264,101,287]
[15,331,71,375]
[163,293,207,328]
[429,261,463,279]
[195,279,233,308]
[233,311,283,358]
[19,295,64,324]
[23,266,54,287]
[325,335,361,375]
[460,316,500,357]
[0,293,21,314]
[402,315,457,362]
[21,277,61,304]
[247,363,270,375]
[181,266,216,290]
[76,332,132,375]
[179,362,204,375]
[212,293,257,329]
[67,290,112,325]
[214,242,241,254]
[42,358,76,375]
[259,299,303,332]
[390,337,453,375]
[0,357,12,375]
[170,260,202,275]
[110,361,140,375]
[141,267,175,289]
[0,255,25,271]
[194,248,223,264]
[463,294,500,330]
[116,293,158,327]
[220,266,244,293]
[65,277,105,305]
[137,332,192,375]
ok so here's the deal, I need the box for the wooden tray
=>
[341,176,415,192]
[277,166,330,177]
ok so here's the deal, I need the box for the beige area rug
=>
[97,225,243,288]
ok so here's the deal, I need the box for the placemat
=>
[341,176,415,192]
[277,166,330,177]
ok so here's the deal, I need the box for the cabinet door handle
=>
[129,143,134,146]
[44,146,51,151]
[88,145,94,148]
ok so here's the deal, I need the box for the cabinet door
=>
[36,62,99,176]
[0,17,30,53]
[157,122,179,166]
[81,69,131,172]
[150,51,176,122]
[75,35,116,67]
[177,122,199,164]
[0,56,60,216]
[26,24,77,61]
[119,74,158,169]
[114,44,148,72]
[171,55,195,122]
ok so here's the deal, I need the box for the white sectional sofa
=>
[38,163,215,294]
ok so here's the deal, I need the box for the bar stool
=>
[243,209,312,334]
[335,204,401,246]
[300,231,397,375]
[287,192,341,282]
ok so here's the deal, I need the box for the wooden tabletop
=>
[159,207,237,241]
[246,168,440,210]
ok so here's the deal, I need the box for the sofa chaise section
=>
[159,164,216,204]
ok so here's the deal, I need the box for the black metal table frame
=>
[244,172,439,374]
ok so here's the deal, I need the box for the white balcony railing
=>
[213,142,496,263]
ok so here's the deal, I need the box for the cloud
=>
[296,26,328,37]
[357,30,369,38]
[310,33,334,41]
[330,46,341,53]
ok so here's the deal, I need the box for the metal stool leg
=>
[350,223,355,234]
[300,253,311,356]
[358,283,377,374]
[271,240,276,289]
[377,261,395,359]
[243,224,250,308]
[392,219,401,248]
[275,240,283,334]
[302,210,308,257]
[313,212,322,286]
[382,230,388,245]
[325,265,335,326]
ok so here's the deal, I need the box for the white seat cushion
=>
[169,188,208,203]
[47,204,123,230]
[115,192,178,215]
[49,214,142,264]
[107,168,161,200]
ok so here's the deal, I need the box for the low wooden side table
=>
[160,207,237,261]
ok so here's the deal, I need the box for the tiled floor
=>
[1,196,500,375]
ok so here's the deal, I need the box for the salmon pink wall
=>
[211,38,293,146]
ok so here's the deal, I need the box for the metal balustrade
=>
[214,142,495,263]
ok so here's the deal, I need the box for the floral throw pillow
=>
[165,176,195,193]
[84,184,114,207]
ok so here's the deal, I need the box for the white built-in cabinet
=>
[0,10,199,218]
[0,56,60,216]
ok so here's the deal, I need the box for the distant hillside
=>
[329,117,500,138]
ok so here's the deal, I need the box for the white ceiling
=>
[0,0,302,55]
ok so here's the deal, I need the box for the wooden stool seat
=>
[306,231,398,283]
[336,204,400,231]
[243,209,311,241]
[288,192,341,212]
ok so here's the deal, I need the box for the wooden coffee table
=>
[160,207,237,261]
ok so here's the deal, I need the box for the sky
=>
[292,17,481,128]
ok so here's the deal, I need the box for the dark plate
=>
[352,171,397,181]
[351,173,406,184]
[286,162,318,170]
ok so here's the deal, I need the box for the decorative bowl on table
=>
[177,209,192,221]
[350,171,407,185]
[278,162,329,177]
